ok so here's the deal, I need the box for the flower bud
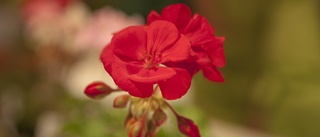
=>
[125,116,137,132]
[177,115,201,137]
[128,119,146,137]
[113,94,130,108]
[152,108,167,126]
[146,120,159,137]
[124,111,133,126]
[84,81,112,99]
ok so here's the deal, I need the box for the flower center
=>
[142,53,162,69]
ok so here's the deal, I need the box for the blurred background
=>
[0,0,319,137]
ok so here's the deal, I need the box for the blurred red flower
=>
[101,20,192,100]
[148,3,226,82]
[22,0,73,19]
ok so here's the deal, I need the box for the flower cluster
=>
[101,3,225,100]
[85,3,225,137]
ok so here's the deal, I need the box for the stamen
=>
[143,53,162,69]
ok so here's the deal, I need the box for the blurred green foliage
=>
[192,0,320,137]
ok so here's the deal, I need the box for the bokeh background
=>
[1,0,319,137]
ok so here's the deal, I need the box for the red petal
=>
[160,3,192,31]
[164,60,200,76]
[129,67,176,84]
[112,63,154,98]
[128,82,154,98]
[161,34,191,63]
[159,68,191,100]
[147,10,162,25]
[210,47,226,67]
[101,45,153,98]
[204,37,226,67]
[146,21,180,54]
[202,66,224,82]
[112,26,147,62]
[184,14,215,45]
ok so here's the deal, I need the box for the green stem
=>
[163,101,179,116]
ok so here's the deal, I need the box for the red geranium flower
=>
[101,20,192,100]
[147,3,226,82]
